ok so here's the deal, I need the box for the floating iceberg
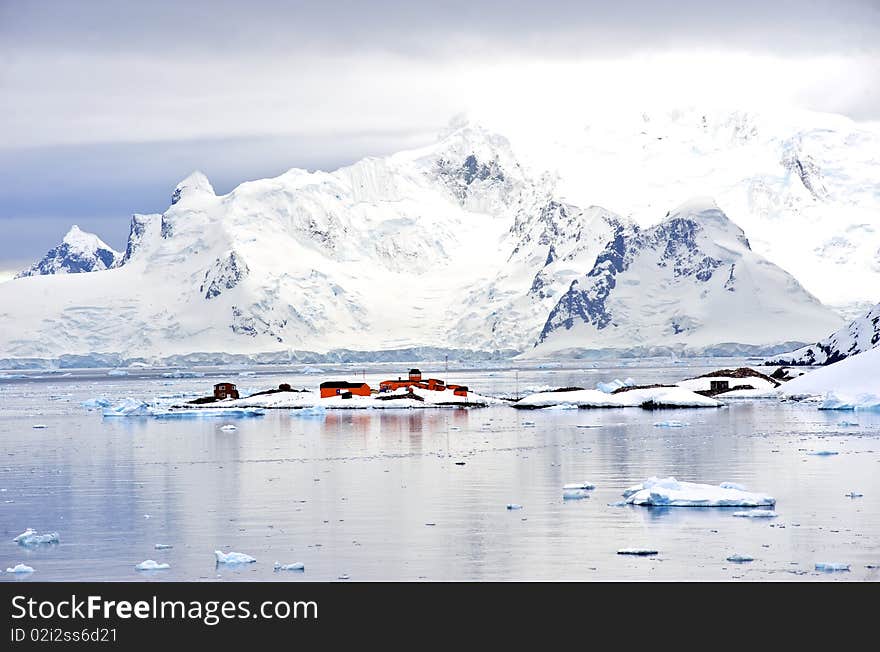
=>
[154,543,173,550]
[135,560,170,571]
[596,378,636,393]
[732,510,777,518]
[82,397,112,409]
[274,562,305,571]
[623,477,776,507]
[219,424,237,431]
[653,420,688,428]
[726,554,754,563]
[815,562,849,572]
[719,482,747,491]
[14,528,60,546]
[107,369,129,376]
[617,548,658,556]
[563,489,590,500]
[845,491,864,498]
[807,450,839,456]
[31,424,47,429]
[506,503,523,510]
[215,550,256,564]
[102,398,153,417]
[6,563,35,573]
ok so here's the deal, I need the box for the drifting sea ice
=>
[31,424,47,429]
[653,420,688,428]
[274,562,305,571]
[294,406,327,418]
[215,550,256,564]
[13,528,60,545]
[732,510,778,518]
[807,450,839,456]
[135,560,170,571]
[6,563,35,573]
[563,489,590,500]
[107,369,129,376]
[623,477,776,507]
[219,424,237,431]
[617,548,658,556]
[815,562,850,572]
[506,504,523,510]
[154,544,173,550]
[845,492,864,498]
[82,397,112,409]
[563,482,596,490]
[726,554,754,563]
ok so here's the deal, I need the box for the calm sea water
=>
[1,360,878,581]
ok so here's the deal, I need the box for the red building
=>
[213,383,240,400]
[320,381,372,399]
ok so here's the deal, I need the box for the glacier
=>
[0,112,865,364]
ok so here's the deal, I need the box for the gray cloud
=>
[1,0,877,266]
[2,0,879,57]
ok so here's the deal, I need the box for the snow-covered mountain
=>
[502,108,880,317]
[767,302,880,365]
[530,199,843,357]
[16,225,122,278]
[0,115,861,365]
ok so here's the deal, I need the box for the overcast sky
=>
[1,0,878,271]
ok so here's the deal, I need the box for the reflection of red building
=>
[378,368,468,397]
[319,381,371,398]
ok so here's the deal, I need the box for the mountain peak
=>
[16,225,122,278]
[171,171,215,205]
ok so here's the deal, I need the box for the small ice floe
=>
[726,554,754,563]
[807,450,838,456]
[522,421,536,426]
[564,482,596,490]
[815,562,850,572]
[215,550,256,564]
[617,548,658,556]
[82,397,112,410]
[623,477,775,507]
[653,420,688,428]
[274,562,305,571]
[506,503,523,510]
[219,424,237,431]
[563,489,590,500]
[732,510,778,518]
[13,528,60,546]
[845,491,864,498]
[838,420,859,427]
[107,369,129,376]
[154,544,173,550]
[135,560,170,571]
[6,563,35,574]
[31,424,48,429]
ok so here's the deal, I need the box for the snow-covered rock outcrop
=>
[768,302,880,365]
[16,225,121,277]
[531,199,843,356]
[779,346,880,409]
